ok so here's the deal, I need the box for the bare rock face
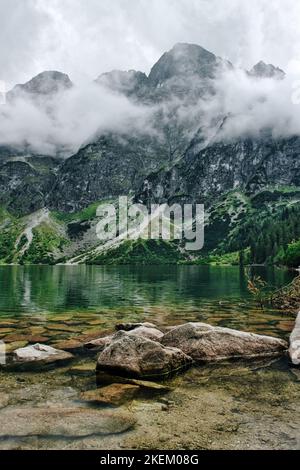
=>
[96,331,192,379]
[12,343,73,366]
[289,313,300,366]
[161,323,288,363]
[84,324,163,350]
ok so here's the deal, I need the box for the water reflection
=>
[0,265,294,316]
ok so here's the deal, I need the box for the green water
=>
[0,265,294,316]
[0,264,295,344]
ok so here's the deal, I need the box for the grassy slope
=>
[1,186,300,265]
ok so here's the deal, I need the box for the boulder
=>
[96,331,192,379]
[12,343,73,366]
[81,384,140,406]
[85,325,163,350]
[161,322,288,363]
[289,312,300,366]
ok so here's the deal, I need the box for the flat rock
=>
[51,339,83,351]
[161,322,288,363]
[81,384,140,406]
[12,343,73,367]
[289,312,300,366]
[97,331,192,379]
[0,407,136,437]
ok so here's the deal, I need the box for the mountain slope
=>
[0,43,297,265]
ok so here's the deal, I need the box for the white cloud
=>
[2,0,300,88]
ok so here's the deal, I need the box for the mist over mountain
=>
[1,42,296,161]
[1,42,300,266]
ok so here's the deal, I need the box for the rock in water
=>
[161,323,288,362]
[96,331,192,379]
[12,343,73,366]
[81,384,140,406]
[0,407,136,437]
[289,312,300,366]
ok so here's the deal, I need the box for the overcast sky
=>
[1,0,300,89]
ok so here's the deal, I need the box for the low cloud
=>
[0,82,154,156]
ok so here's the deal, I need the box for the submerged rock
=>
[12,343,73,367]
[96,371,172,392]
[0,407,136,437]
[81,384,140,406]
[161,323,288,362]
[289,312,300,366]
[97,331,192,379]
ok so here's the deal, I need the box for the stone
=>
[128,379,172,392]
[96,371,172,391]
[80,384,140,406]
[0,407,136,437]
[97,331,192,379]
[161,323,288,363]
[51,339,83,351]
[289,312,300,366]
[12,343,73,367]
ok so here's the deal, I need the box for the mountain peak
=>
[8,71,73,100]
[249,61,285,80]
[148,42,231,87]
[95,69,148,96]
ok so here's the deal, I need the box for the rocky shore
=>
[5,319,293,380]
[0,316,299,450]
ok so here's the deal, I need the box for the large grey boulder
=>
[161,323,288,363]
[96,331,192,379]
[289,312,300,366]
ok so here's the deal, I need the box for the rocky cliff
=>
[1,43,299,264]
